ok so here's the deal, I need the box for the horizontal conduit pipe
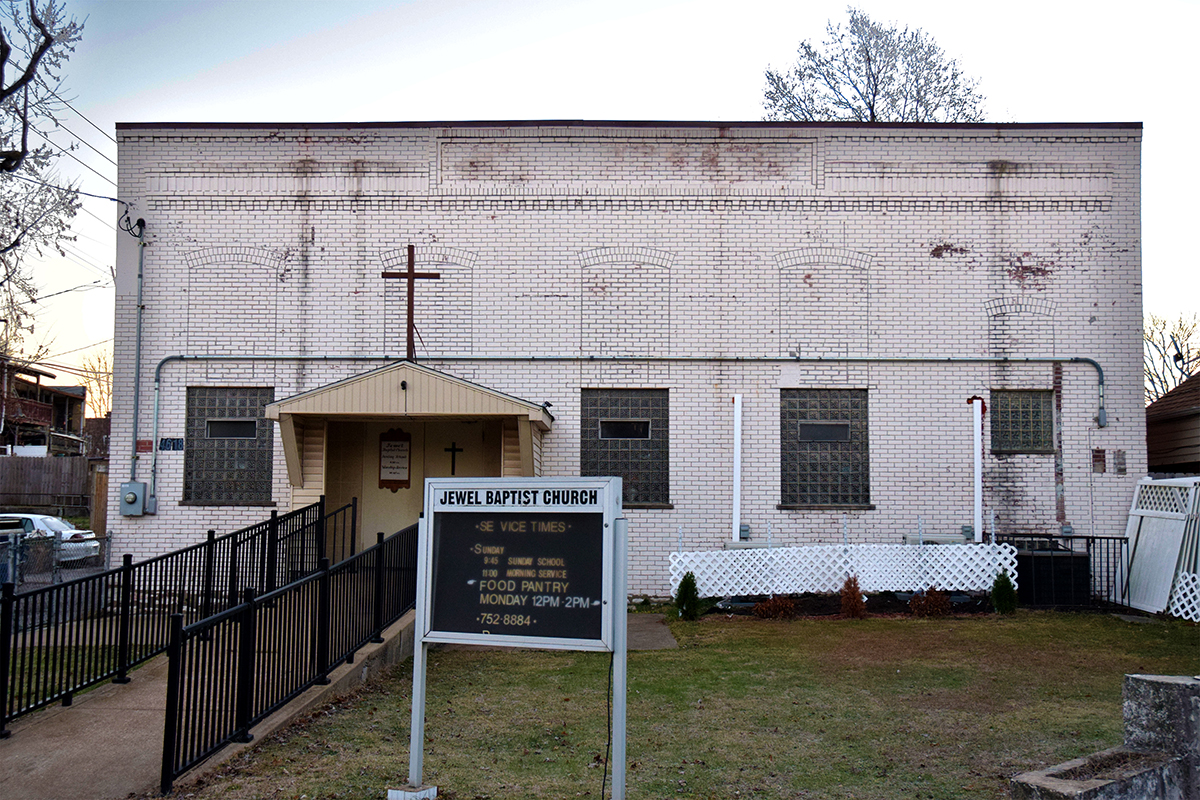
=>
[145,353,1108,510]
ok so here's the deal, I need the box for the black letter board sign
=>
[418,477,621,652]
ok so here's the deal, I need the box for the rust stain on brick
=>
[930,241,969,258]
[1005,251,1057,290]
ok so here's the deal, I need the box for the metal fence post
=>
[314,558,331,685]
[5,534,16,590]
[371,532,386,643]
[160,613,184,795]
[1,582,14,738]
[350,496,358,558]
[233,588,257,743]
[317,495,327,564]
[228,534,240,606]
[201,530,217,621]
[114,554,134,684]
[51,531,62,585]
[266,511,279,595]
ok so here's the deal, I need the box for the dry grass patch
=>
[163,611,1198,800]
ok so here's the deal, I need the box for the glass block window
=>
[990,390,1054,454]
[184,387,275,505]
[581,389,668,505]
[781,389,869,507]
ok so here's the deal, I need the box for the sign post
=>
[393,477,626,800]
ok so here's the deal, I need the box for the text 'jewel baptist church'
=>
[110,120,1143,596]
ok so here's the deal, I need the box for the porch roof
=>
[266,362,553,487]
[264,360,554,429]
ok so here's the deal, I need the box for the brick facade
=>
[112,121,1144,595]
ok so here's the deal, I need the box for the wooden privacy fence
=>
[0,456,89,515]
[670,543,1018,597]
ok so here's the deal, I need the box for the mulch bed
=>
[713,591,993,618]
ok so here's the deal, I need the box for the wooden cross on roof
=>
[381,244,440,360]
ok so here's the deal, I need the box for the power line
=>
[29,126,118,187]
[38,118,118,168]
[44,338,113,361]
[46,87,117,145]
[35,279,107,301]
[6,173,127,205]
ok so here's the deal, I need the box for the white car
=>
[0,514,101,563]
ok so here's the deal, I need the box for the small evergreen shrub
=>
[840,575,868,619]
[753,595,797,619]
[991,569,1018,614]
[675,571,702,621]
[909,587,952,618]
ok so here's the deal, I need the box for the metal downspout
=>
[130,220,146,481]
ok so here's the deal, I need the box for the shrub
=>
[753,595,797,619]
[840,575,868,619]
[991,569,1018,614]
[909,587,952,618]
[675,571,702,621]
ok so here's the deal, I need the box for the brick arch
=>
[775,247,872,271]
[578,246,674,269]
[379,245,478,269]
[985,297,1058,318]
[185,246,283,270]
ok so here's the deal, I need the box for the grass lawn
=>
[173,610,1198,800]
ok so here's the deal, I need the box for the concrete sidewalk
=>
[0,612,676,799]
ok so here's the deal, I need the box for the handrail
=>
[0,497,356,736]
[160,523,419,792]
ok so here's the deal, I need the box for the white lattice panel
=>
[669,544,1018,597]
[1167,572,1200,623]
[1133,483,1192,517]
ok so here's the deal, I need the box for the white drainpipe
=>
[971,397,983,543]
[731,394,743,542]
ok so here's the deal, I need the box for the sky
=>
[18,0,1200,392]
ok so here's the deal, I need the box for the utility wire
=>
[46,87,117,145]
[28,126,117,186]
[43,119,118,167]
[6,173,127,205]
[35,279,106,301]
[45,338,112,361]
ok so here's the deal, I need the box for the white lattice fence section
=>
[1168,572,1200,623]
[669,544,1018,597]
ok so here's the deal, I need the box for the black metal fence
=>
[160,524,418,793]
[996,533,1130,608]
[0,497,358,737]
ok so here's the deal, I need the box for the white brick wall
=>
[111,122,1144,595]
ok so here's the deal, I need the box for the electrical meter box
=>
[120,481,147,516]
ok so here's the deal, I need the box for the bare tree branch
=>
[0,0,82,358]
[1145,313,1199,404]
[763,7,985,123]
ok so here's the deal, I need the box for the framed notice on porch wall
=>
[379,428,412,492]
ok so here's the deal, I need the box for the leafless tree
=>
[1145,313,1198,404]
[78,349,110,417]
[0,0,83,358]
[763,7,985,123]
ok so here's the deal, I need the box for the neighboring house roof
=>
[1147,373,1200,421]
[1147,373,1200,472]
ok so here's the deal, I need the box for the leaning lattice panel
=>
[669,545,1017,597]
[1168,573,1200,623]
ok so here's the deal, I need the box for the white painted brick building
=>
[111,121,1144,596]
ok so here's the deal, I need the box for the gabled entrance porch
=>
[266,361,554,557]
